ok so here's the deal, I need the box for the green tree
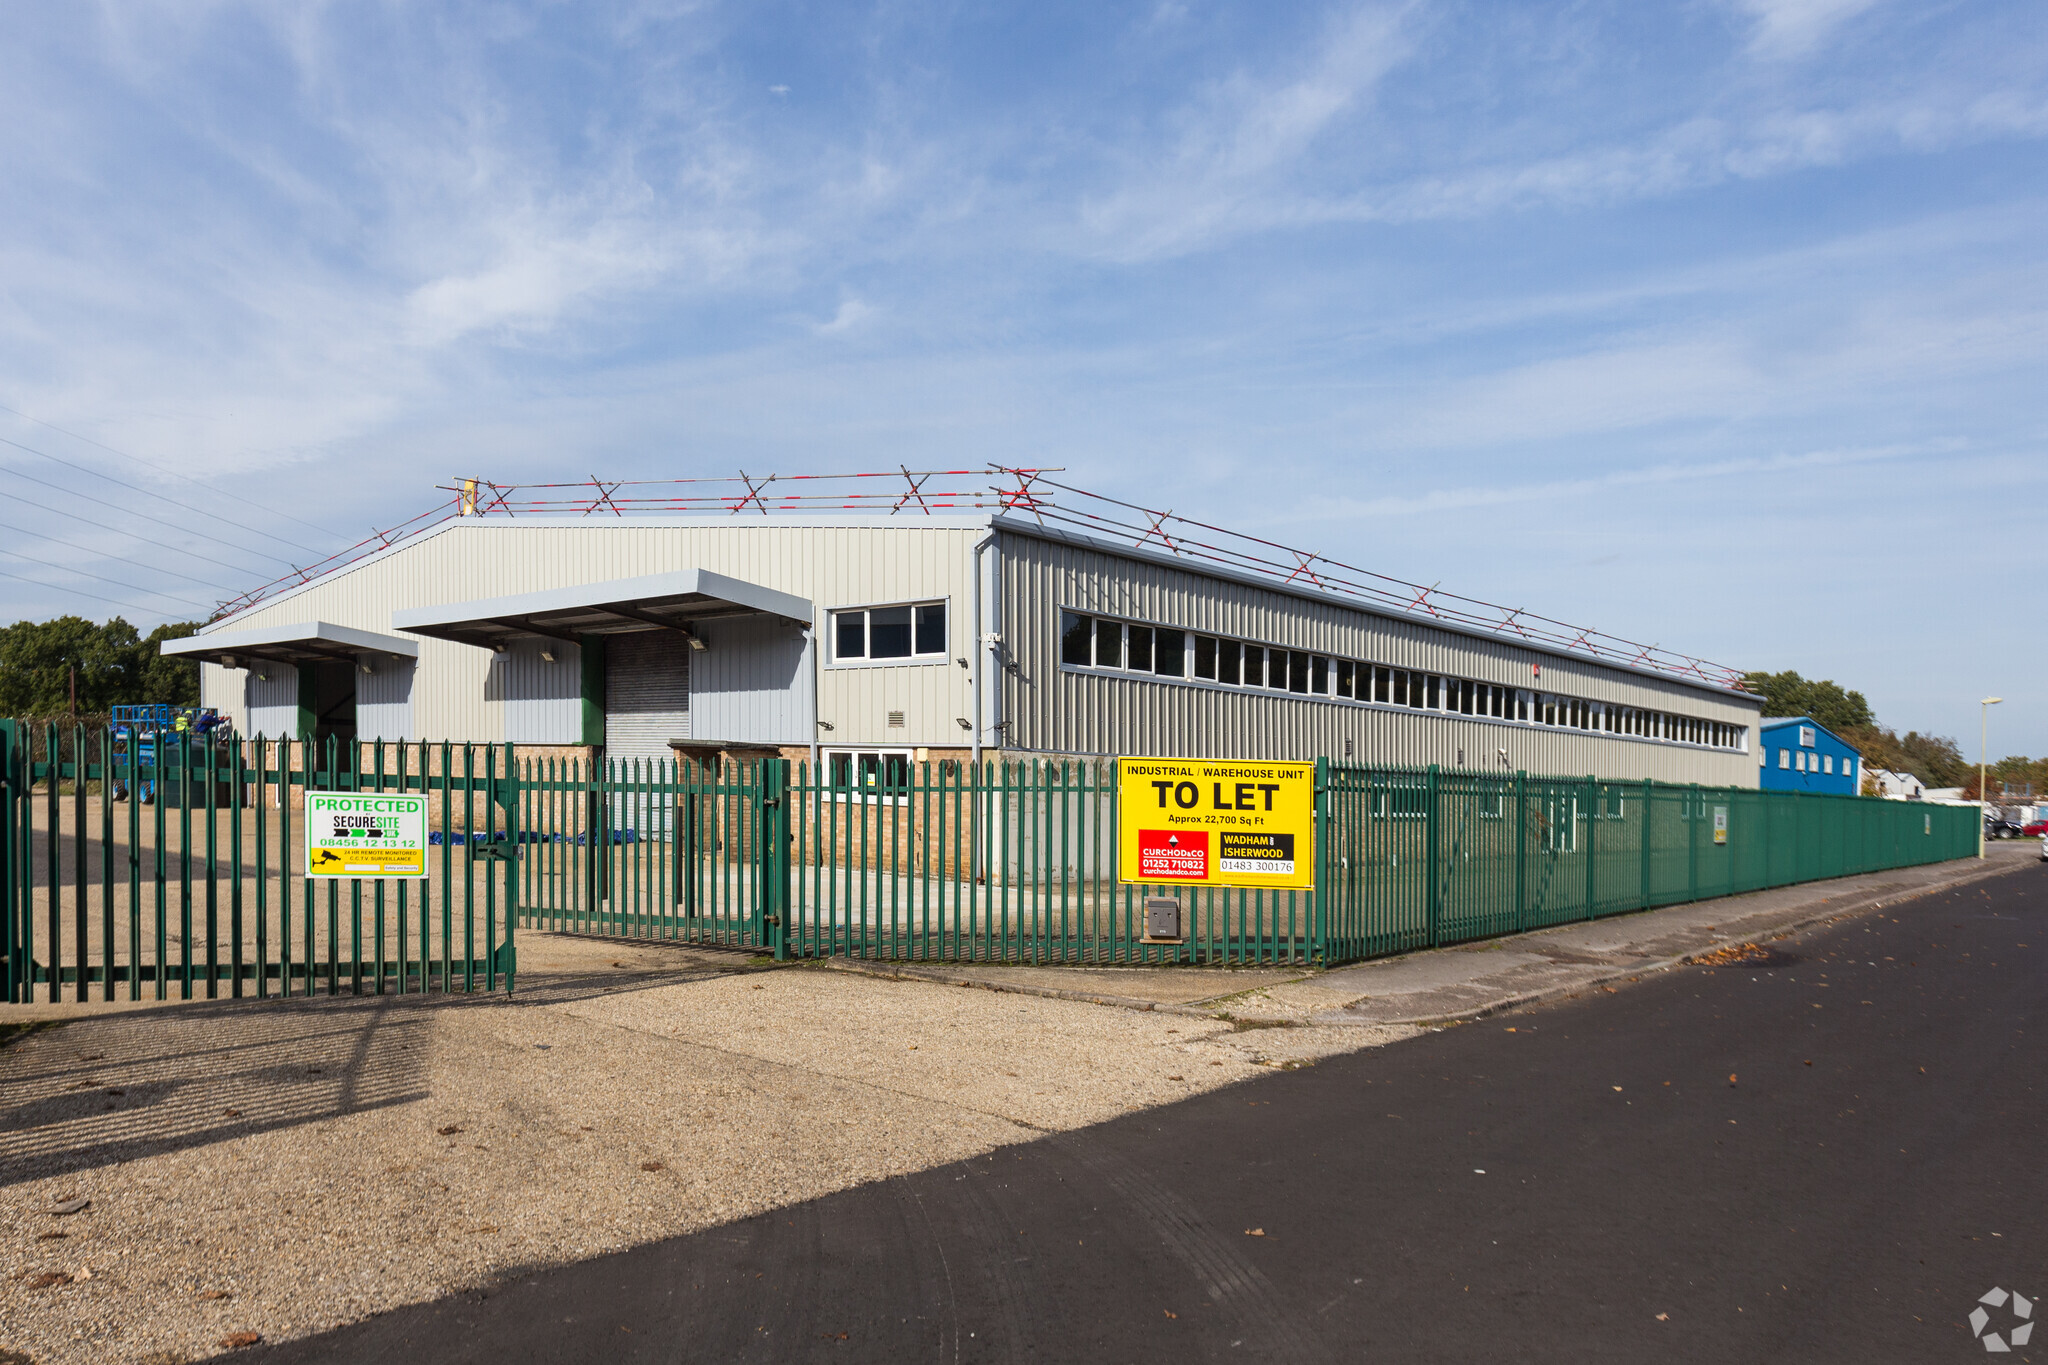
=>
[135,621,201,706]
[1740,669,1875,733]
[1843,726,1972,789]
[0,615,201,714]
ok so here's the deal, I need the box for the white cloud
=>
[1293,440,1949,522]
[1077,4,1414,259]
[812,295,875,336]
[1734,0,1882,60]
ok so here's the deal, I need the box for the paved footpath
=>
[828,845,2037,1024]
[260,851,2048,1363]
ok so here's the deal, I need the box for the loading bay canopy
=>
[391,568,813,651]
[162,621,421,669]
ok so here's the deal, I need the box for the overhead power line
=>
[0,565,173,615]
[0,546,212,613]
[0,399,337,540]
[0,487,276,581]
[0,433,319,556]
[0,518,240,594]
[0,458,297,568]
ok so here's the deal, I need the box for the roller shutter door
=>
[604,632,690,767]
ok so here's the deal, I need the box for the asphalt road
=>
[265,859,2047,1364]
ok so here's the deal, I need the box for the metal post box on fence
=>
[1143,895,1183,942]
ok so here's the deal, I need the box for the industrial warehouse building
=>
[165,512,1764,786]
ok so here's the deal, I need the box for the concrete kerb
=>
[812,958,1228,1021]
[1382,852,2036,1029]
[816,852,2034,1030]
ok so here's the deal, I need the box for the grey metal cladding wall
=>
[244,669,300,739]
[489,641,580,744]
[692,616,812,744]
[200,664,240,732]
[998,529,1761,785]
[357,659,417,741]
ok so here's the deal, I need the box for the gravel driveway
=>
[0,935,1414,1363]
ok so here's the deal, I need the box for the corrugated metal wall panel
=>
[605,632,690,764]
[200,664,240,733]
[357,658,416,741]
[692,617,812,744]
[244,668,300,739]
[491,640,581,744]
[998,529,1762,785]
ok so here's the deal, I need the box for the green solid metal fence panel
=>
[0,724,515,1004]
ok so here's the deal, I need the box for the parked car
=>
[1985,819,2025,840]
[2023,820,2048,837]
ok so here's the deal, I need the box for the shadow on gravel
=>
[0,957,759,1189]
[0,994,440,1187]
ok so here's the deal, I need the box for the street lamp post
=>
[1980,696,2003,859]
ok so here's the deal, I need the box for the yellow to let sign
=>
[1117,758,1317,891]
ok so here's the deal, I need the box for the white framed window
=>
[1798,725,1816,747]
[1824,755,1834,774]
[1780,749,1792,769]
[1541,796,1580,853]
[832,601,946,664]
[824,747,915,801]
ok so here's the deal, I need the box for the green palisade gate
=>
[2,723,516,1002]
[2,726,1983,1000]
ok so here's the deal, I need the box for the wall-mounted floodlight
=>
[540,647,557,664]
[686,633,708,652]
[956,716,972,730]
[816,720,835,731]
[221,655,238,670]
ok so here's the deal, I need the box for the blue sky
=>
[1,1,2042,754]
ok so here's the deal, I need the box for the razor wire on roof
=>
[989,468,1745,689]
[205,466,1744,691]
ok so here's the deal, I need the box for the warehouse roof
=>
[391,567,812,651]
[160,620,419,668]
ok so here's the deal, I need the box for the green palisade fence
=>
[505,753,1979,968]
[3,725,1982,1000]
[2,721,515,1004]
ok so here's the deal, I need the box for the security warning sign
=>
[1118,758,1316,891]
[305,793,429,879]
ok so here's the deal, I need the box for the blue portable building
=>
[1758,716,1861,794]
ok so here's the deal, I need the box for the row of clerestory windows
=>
[1059,610,1746,751]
